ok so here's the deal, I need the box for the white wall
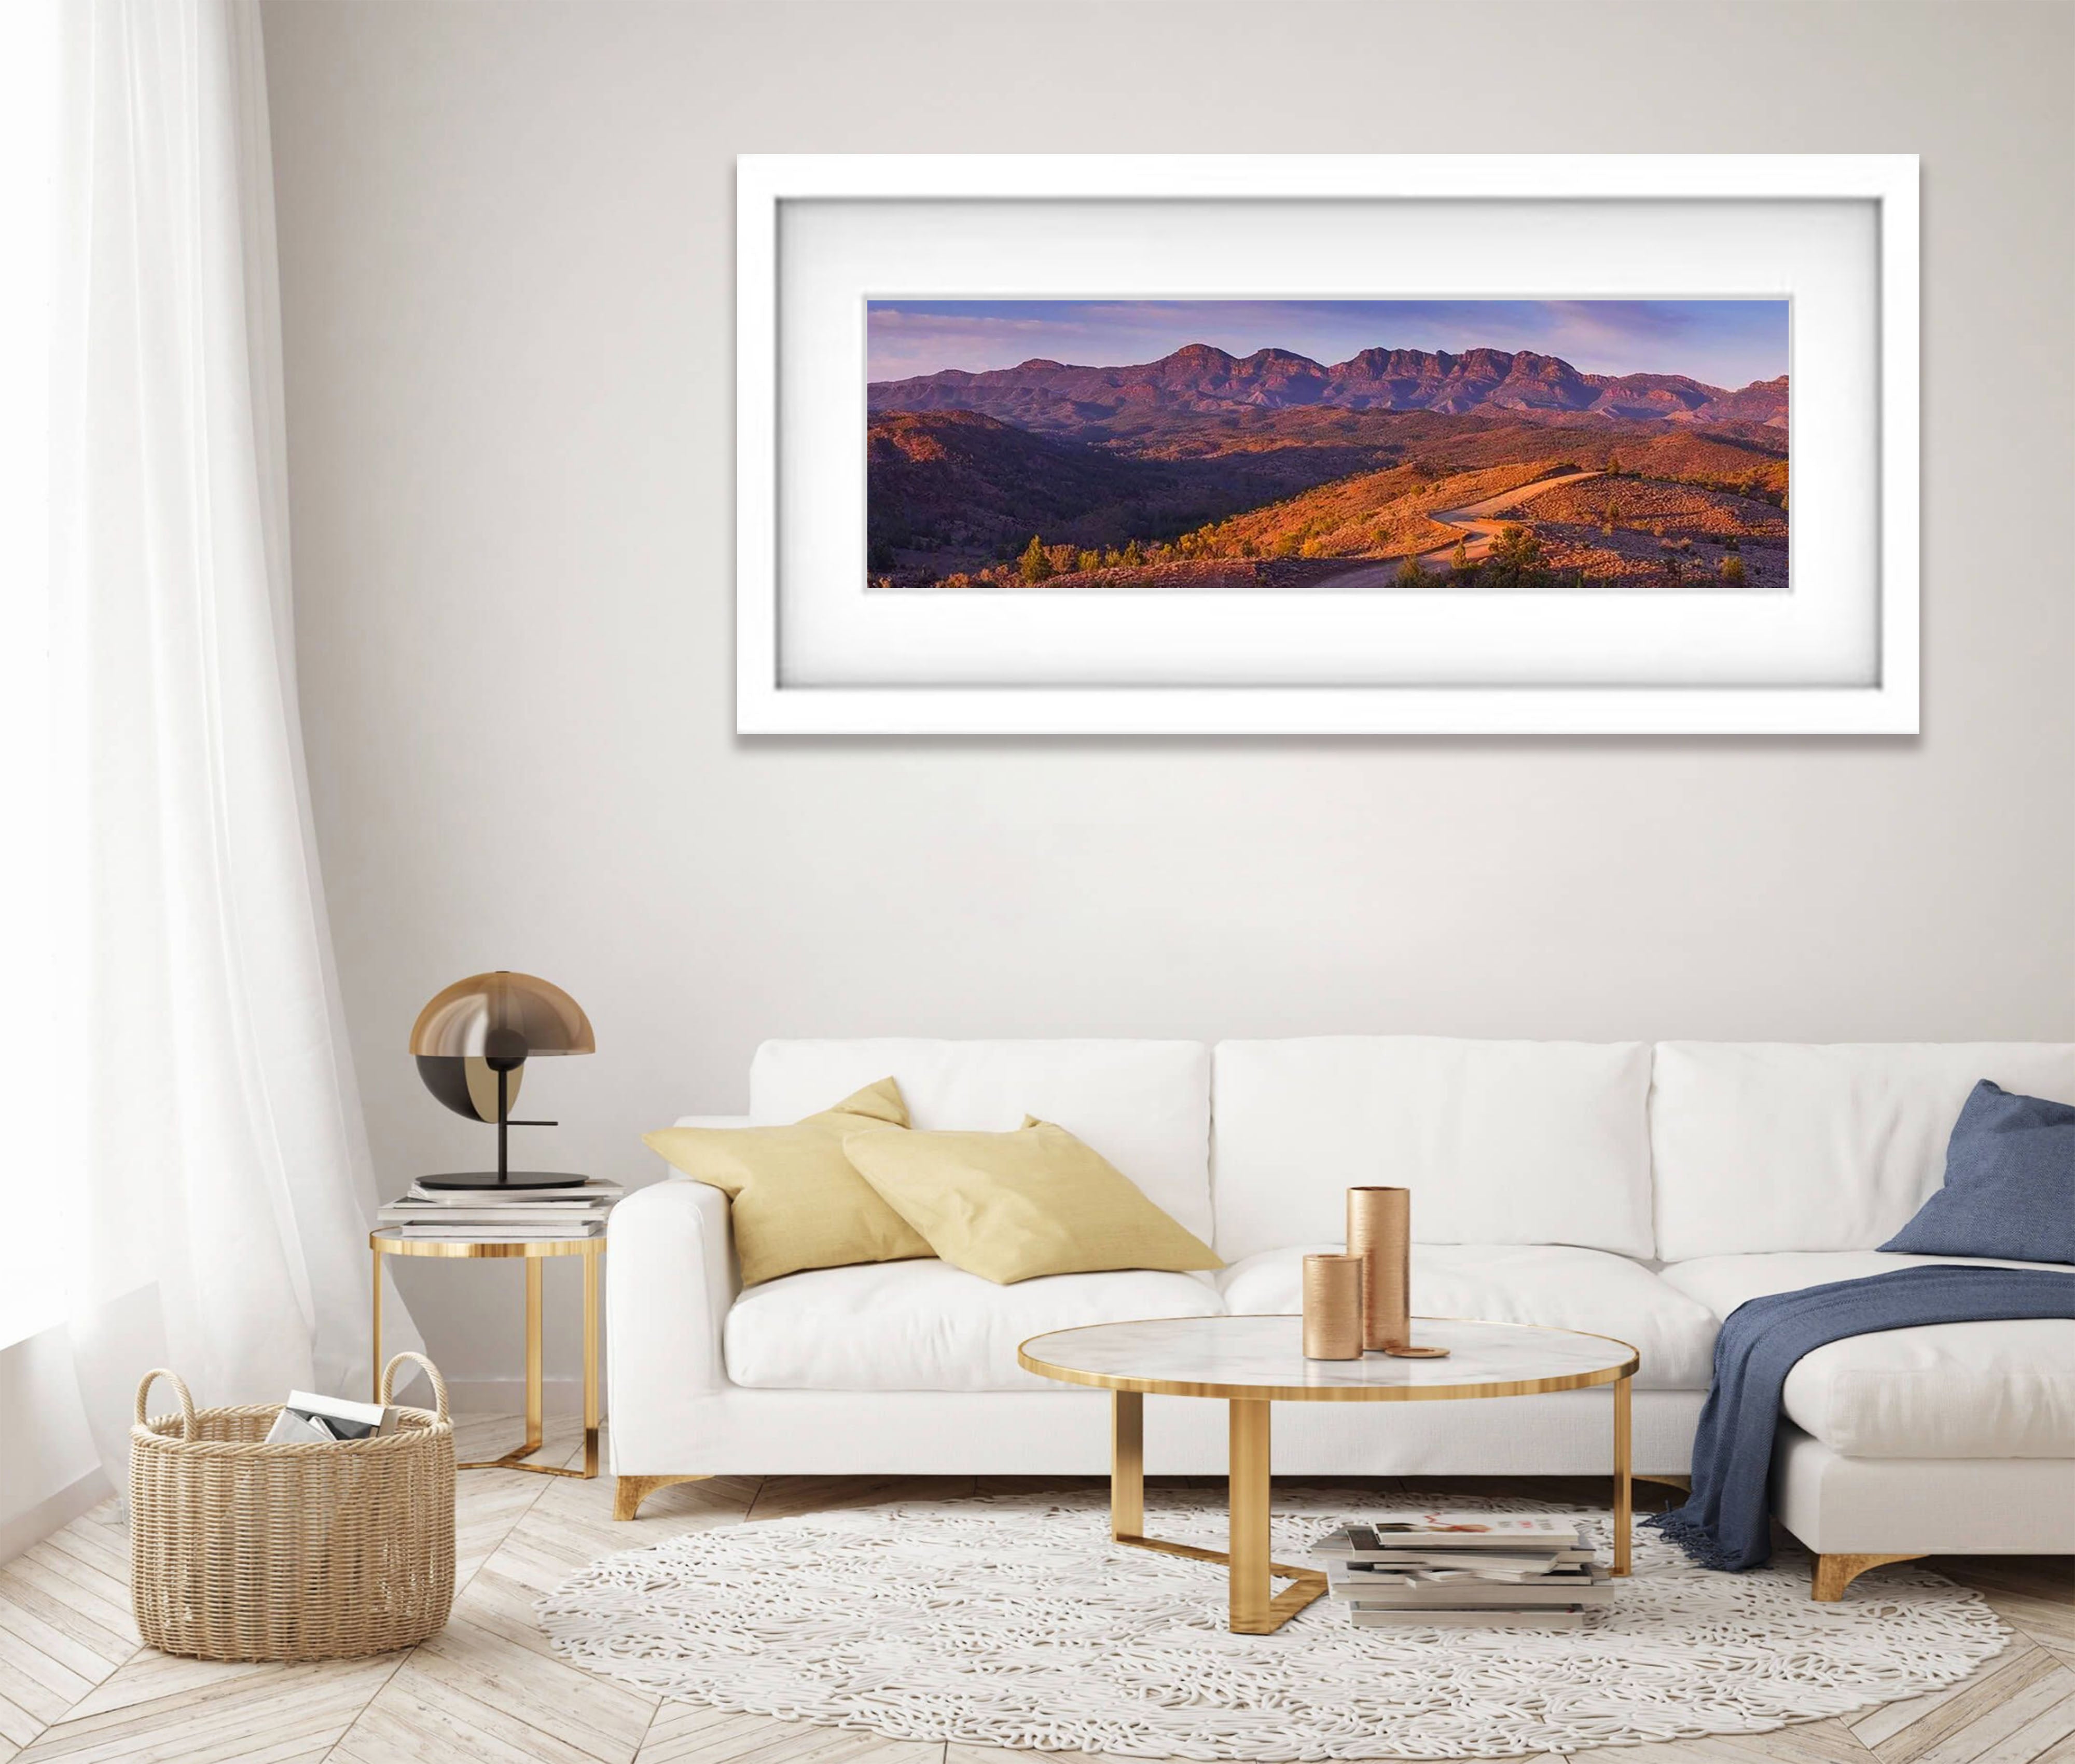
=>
[0,1331,106,1562]
[259,0,2074,1394]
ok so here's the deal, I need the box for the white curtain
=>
[44,0,416,1478]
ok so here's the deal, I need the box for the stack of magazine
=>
[1311,1515,1612,1629]
[265,1389,401,1444]
[377,1177,622,1241]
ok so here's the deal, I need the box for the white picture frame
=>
[738,154,1917,736]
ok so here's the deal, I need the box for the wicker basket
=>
[130,1352,456,1660]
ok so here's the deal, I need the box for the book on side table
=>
[378,1177,623,1240]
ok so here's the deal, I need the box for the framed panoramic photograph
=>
[738,155,1918,736]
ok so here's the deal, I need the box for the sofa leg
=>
[1811,1552,1924,1600]
[615,1473,710,1521]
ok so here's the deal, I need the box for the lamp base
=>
[416,1170,594,1192]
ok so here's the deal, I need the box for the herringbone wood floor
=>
[1,1417,2068,1764]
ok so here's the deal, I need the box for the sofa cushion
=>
[1211,1038,1653,1261]
[751,1039,1213,1242]
[1880,1081,2075,1264]
[1216,1243,1717,1389]
[1661,1251,2075,1457]
[643,1078,930,1286]
[724,1259,1223,1393]
[1650,1042,2075,1261]
[844,1119,1221,1284]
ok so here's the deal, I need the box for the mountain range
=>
[868,342,1788,433]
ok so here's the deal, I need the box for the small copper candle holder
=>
[1346,1185,1449,1359]
[1302,1254,1364,1359]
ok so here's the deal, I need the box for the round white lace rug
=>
[538,1490,2008,1759]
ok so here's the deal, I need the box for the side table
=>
[370,1229,603,1478]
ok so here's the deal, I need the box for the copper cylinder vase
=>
[1301,1254,1364,1360]
[1346,1186,1411,1353]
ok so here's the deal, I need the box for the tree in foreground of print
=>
[1480,523,1547,587]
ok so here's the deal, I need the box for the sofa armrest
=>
[608,1177,736,1410]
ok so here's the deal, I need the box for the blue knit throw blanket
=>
[1649,1264,2075,1572]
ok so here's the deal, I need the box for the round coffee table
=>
[1018,1314,1638,1634]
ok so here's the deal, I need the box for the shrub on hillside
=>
[1481,523,1547,587]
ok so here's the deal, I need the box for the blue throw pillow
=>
[1880,1080,2075,1263]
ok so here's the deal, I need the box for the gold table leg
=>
[1106,1390,1325,1635]
[370,1245,383,1403]
[1229,1399,1274,1631]
[581,1247,601,1478]
[458,1251,602,1478]
[523,1257,546,1454]
[1613,1372,1633,1576]
[1112,1390,1143,1539]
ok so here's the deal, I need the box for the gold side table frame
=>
[1021,1315,1638,1635]
[370,1228,603,1478]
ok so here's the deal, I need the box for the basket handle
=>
[378,1351,448,1421]
[134,1369,197,1441]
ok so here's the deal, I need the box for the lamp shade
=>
[409,971,595,1065]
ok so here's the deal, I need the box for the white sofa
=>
[607,1038,2075,1594]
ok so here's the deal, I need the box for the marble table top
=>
[1018,1314,1637,1401]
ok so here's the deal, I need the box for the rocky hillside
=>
[869,343,1788,433]
[867,403,1789,580]
[866,410,1298,559]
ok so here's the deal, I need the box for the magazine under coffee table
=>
[1017,1314,1639,1634]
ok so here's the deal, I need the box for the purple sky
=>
[869,299,1789,390]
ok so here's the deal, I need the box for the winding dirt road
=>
[1320,468,1604,586]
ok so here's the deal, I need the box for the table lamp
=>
[410,970,595,1190]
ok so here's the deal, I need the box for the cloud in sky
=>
[867,299,1789,391]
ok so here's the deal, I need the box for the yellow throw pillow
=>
[841,1116,1222,1285]
[643,1079,932,1286]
